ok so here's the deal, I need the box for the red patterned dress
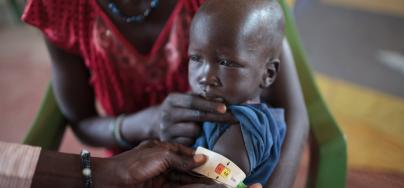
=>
[22,0,204,116]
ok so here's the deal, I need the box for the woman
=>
[22,0,308,187]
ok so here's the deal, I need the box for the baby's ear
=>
[260,58,280,88]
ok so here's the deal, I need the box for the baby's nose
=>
[198,63,221,87]
[199,76,221,87]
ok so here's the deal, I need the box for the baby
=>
[189,0,286,185]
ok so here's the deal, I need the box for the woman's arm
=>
[45,39,234,148]
[261,39,309,188]
[31,140,209,188]
[45,38,153,148]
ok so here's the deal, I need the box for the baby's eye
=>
[219,59,241,67]
[189,55,202,63]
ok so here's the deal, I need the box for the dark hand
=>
[154,93,237,146]
[94,140,207,188]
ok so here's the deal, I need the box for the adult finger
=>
[167,93,227,114]
[174,142,199,156]
[136,139,160,149]
[165,152,207,172]
[172,137,195,146]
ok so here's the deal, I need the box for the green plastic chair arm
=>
[8,0,24,23]
[23,83,67,150]
[278,0,347,187]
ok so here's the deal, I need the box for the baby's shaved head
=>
[191,0,284,59]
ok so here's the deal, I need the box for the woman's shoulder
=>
[22,0,95,26]
[22,0,96,54]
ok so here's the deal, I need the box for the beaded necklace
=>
[108,0,159,23]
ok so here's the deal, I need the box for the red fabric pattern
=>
[22,0,205,116]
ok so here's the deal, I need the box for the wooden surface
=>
[348,169,404,188]
[317,74,404,173]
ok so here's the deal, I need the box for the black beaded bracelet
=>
[80,149,93,188]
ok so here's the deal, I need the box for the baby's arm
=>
[212,124,250,175]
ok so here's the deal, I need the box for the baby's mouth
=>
[200,91,225,103]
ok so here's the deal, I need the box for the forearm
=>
[71,116,119,148]
[264,68,309,188]
[71,108,157,148]
[266,109,308,188]
[32,150,83,188]
[0,142,109,188]
[262,38,309,187]
[33,141,208,188]
[32,150,122,188]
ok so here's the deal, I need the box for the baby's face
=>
[188,16,268,104]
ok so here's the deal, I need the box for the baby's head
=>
[188,0,284,104]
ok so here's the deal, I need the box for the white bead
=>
[82,168,91,176]
[81,149,90,155]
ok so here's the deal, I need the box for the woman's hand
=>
[94,140,207,188]
[154,93,237,146]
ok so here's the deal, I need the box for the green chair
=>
[278,1,347,188]
[23,0,347,187]
[23,84,66,150]
[8,0,24,23]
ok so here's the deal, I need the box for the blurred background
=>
[0,0,403,187]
